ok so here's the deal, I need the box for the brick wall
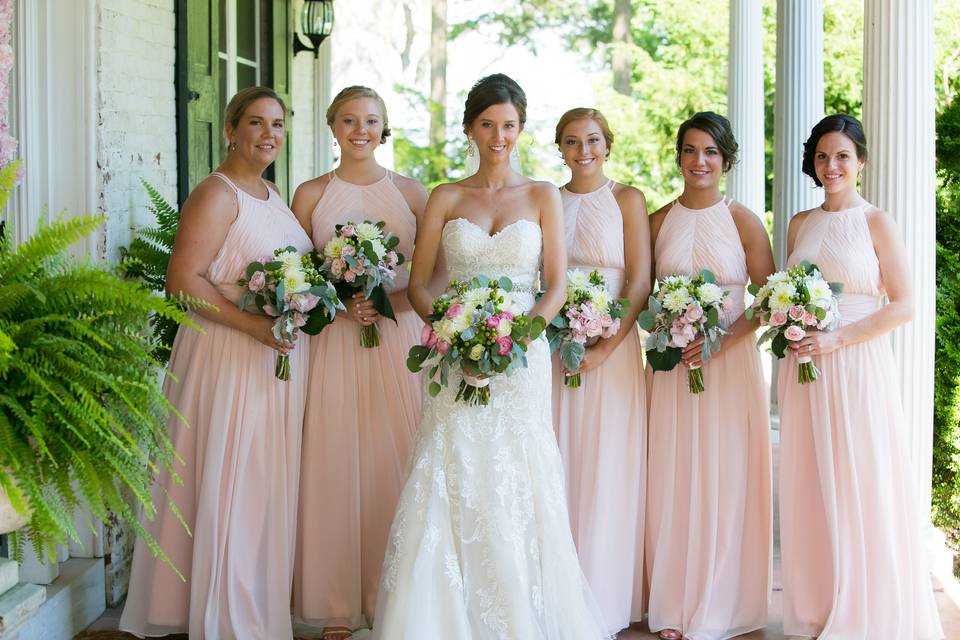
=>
[96,0,178,263]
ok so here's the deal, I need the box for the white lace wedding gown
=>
[371,217,609,639]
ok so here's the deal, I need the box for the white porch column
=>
[726,0,765,216]
[861,0,936,520]
[773,0,824,267]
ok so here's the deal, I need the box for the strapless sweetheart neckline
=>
[443,216,540,239]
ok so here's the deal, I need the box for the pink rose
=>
[684,303,703,322]
[436,340,451,355]
[602,318,621,339]
[420,324,433,345]
[331,258,346,277]
[344,270,356,283]
[340,224,355,237]
[487,315,501,328]
[262,304,278,317]
[496,336,513,356]
[342,244,356,257]
[584,316,604,338]
[501,311,514,321]
[802,311,818,326]
[292,312,307,328]
[291,293,320,313]
[789,305,804,321]
[784,325,806,341]
[671,329,690,348]
[446,303,463,319]
[770,311,788,326]
[387,252,399,267]
[248,270,266,292]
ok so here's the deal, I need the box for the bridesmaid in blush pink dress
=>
[120,88,310,640]
[291,86,427,640]
[779,114,943,639]
[645,112,774,640]
[550,108,650,638]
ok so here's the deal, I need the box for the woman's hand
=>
[788,329,844,358]
[249,315,295,355]
[344,292,379,326]
[565,341,612,377]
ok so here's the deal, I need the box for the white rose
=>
[433,318,456,342]
[355,222,381,242]
[697,282,724,306]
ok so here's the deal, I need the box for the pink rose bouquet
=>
[238,246,343,380]
[318,220,404,348]
[547,269,628,388]
[638,270,729,393]
[746,261,842,384]
[407,275,546,406]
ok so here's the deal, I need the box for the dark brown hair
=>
[326,85,391,144]
[554,108,614,158]
[675,111,739,173]
[462,74,527,133]
[802,114,868,187]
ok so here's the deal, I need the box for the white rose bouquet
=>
[745,261,842,383]
[238,246,343,380]
[318,220,405,348]
[638,269,729,393]
[406,276,546,406]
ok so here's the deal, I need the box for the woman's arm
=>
[408,185,457,321]
[790,208,913,358]
[389,174,429,315]
[528,184,568,323]
[165,177,288,353]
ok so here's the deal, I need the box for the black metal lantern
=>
[293,0,334,58]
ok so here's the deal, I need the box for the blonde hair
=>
[223,86,286,146]
[554,108,614,158]
[325,86,391,144]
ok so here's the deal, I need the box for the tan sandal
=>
[320,627,353,640]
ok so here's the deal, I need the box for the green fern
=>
[0,205,195,572]
[117,180,186,364]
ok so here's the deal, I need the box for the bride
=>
[370,74,608,639]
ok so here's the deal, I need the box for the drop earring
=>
[467,138,475,157]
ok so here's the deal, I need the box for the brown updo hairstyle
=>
[675,111,739,173]
[325,85,392,144]
[223,86,287,146]
[462,74,527,134]
[554,108,615,158]
[801,114,868,187]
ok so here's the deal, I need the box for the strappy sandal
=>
[658,630,682,640]
[320,627,353,640]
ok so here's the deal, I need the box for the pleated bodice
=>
[655,198,747,326]
[561,180,625,293]
[786,203,882,324]
[309,170,416,291]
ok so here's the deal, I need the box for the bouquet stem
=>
[687,365,704,394]
[275,354,290,381]
[360,323,381,348]
[456,375,491,406]
[565,372,583,388]
[797,355,819,384]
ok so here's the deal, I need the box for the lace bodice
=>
[441,218,542,310]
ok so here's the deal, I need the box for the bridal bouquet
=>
[547,269,628,388]
[238,246,343,380]
[407,275,547,406]
[746,261,842,383]
[638,270,729,393]
[318,220,404,348]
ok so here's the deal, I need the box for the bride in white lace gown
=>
[371,75,608,640]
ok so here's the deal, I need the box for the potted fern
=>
[0,161,193,565]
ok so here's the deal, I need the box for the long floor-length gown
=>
[551,181,646,636]
[779,202,943,639]
[645,197,771,640]
[371,217,609,639]
[294,170,422,631]
[119,173,312,639]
